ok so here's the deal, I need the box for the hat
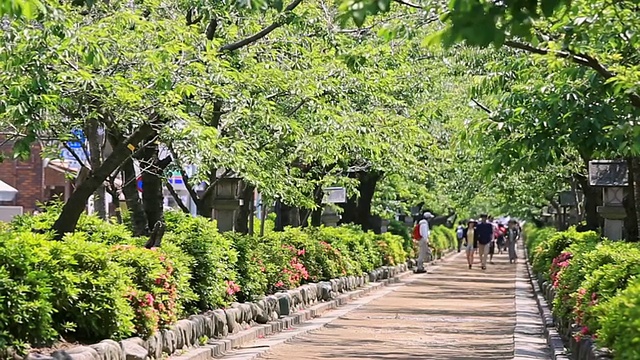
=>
[423,212,434,219]
[467,219,477,225]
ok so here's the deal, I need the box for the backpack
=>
[413,223,422,240]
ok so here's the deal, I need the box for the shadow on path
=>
[260,253,518,360]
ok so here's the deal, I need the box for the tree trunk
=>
[140,138,166,231]
[355,171,381,232]
[235,181,255,234]
[575,174,600,231]
[338,197,358,225]
[274,199,291,231]
[52,123,157,239]
[86,120,106,219]
[121,158,148,236]
[630,157,640,241]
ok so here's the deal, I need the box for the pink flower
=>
[145,293,155,305]
[275,281,285,288]
[297,249,306,256]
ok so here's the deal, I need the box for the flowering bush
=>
[531,228,598,281]
[527,225,640,359]
[375,232,406,265]
[109,245,190,337]
[1,209,409,354]
[550,251,572,289]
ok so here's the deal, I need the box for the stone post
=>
[380,219,390,233]
[597,187,626,240]
[212,177,241,233]
[321,206,340,227]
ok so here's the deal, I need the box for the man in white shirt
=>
[415,212,434,273]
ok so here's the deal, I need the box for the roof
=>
[0,179,18,201]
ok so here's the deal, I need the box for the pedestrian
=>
[507,219,519,263]
[413,212,433,274]
[475,214,493,270]
[462,219,478,269]
[496,222,506,254]
[456,221,465,253]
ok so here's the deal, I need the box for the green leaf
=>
[540,0,559,17]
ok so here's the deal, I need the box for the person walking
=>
[462,219,478,269]
[414,212,433,274]
[456,221,465,253]
[506,219,519,264]
[475,214,493,270]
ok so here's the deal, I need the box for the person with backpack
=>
[413,212,433,274]
[475,214,494,270]
[456,221,465,252]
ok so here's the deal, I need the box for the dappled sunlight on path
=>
[261,252,518,359]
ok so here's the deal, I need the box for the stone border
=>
[513,239,552,360]
[25,250,457,360]
[522,240,571,360]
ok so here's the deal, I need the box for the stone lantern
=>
[558,190,579,230]
[321,187,346,227]
[589,160,629,240]
[211,168,242,233]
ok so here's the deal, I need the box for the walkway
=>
[222,246,550,360]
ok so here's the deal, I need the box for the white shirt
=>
[419,219,430,240]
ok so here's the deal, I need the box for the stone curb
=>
[170,250,458,360]
[513,239,553,360]
[522,241,570,360]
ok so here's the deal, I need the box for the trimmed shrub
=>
[388,219,413,258]
[163,211,238,312]
[524,225,556,260]
[597,277,640,360]
[0,232,136,350]
[1,208,411,353]
[375,232,406,265]
[531,227,598,281]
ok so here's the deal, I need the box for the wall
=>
[0,139,44,213]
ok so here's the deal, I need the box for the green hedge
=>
[526,226,640,359]
[0,210,407,353]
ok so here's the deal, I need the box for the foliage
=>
[524,225,556,257]
[530,227,598,280]
[0,231,135,350]
[528,224,640,357]
[375,232,406,265]
[163,211,238,313]
[430,226,456,258]
[598,277,640,360]
[387,219,412,257]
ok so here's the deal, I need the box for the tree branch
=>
[287,98,308,116]
[504,40,640,108]
[219,0,304,52]
[164,178,190,213]
[471,98,492,114]
[167,147,201,208]
[393,0,422,9]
